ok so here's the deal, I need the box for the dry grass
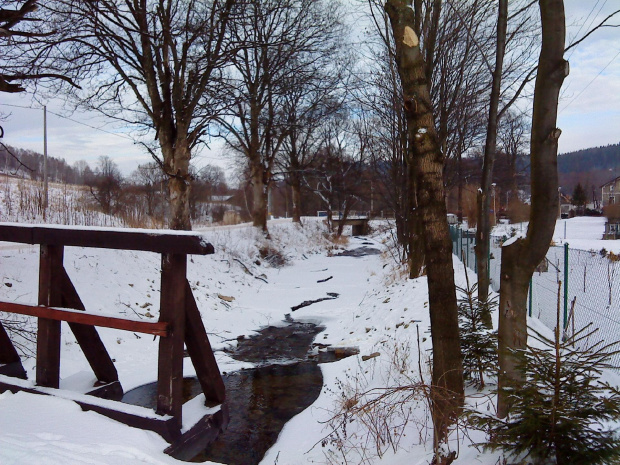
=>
[506,198,530,224]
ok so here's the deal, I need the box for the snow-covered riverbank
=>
[1,217,618,464]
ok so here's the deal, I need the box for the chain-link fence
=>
[451,225,620,366]
[450,226,476,270]
[531,245,620,365]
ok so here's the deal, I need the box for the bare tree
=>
[497,0,568,418]
[0,0,77,93]
[277,57,349,224]
[130,162,167,218]
[88,155,124,215]
[474,0,539,307]
[44,0,235,230]
[218,0,344,234]
[384,2,463,462]
[498,110,529,203]
[359,0,492,278]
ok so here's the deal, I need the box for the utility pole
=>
[43,105,48,221]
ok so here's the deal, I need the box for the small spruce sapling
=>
[470,283,620,465]
[457,265,498,389]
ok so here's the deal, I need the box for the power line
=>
[567,0,607,61]
[2,102,136,142]
[560,48,620,114]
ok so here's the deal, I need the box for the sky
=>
[0,1,618,175]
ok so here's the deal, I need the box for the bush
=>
[506,198,530,224]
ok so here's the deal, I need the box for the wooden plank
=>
[157,253,187,428]
[0,362,27,379]
[85,380,124,401]
[0,321,22,366]
[184,281,226,404]
[164,404,229,460]
[0,301,170,337]
[0,378,181,443]
[61,267,120,385]
[37,244,63,388]
[0,224,214,255]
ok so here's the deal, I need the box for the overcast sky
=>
[1,1,619,176]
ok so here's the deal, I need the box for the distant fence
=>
[450,225,620,366]
[449,226,477,270]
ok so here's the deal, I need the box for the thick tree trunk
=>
[385,2,464,460]
[162,139,192,231]
[250,161,268,233]
[475,0,507,312]
[168,177,191,231]
[497,0,567,418]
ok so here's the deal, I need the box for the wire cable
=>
[1,102,136,142]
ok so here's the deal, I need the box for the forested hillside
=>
[559,143,620,173]
[558,142,620,201]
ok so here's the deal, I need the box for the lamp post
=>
[492,183,497,225]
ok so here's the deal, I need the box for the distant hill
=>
[0,143,84,184]
[558,142,620,202]
[558,143,620,174]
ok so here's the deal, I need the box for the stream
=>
[122,319,355,464]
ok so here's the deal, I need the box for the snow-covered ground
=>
[0,216,618,464]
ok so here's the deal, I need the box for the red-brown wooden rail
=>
[0,223,225,438]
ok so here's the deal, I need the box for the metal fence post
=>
[529,277,533,318]
[563,243,569,330]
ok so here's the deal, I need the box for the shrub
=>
[506,198,530,224]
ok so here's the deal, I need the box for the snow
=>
[0,216,618,464]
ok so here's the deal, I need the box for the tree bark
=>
[163,142,192,231]
[385,1,464,460]
[250,161,269,233]
[497,0,567,418]
[475,0,508,312]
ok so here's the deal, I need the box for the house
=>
[601,176,620,238]
[601,176,620,206]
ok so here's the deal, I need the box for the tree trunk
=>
[290,164,303,224]
[162,140,192,231]
[168,177,191,231]
[497,0,567,418]
[385,2,464,460]
[250,161,268,233]
[407,161,425,278]
[475,0,507,312]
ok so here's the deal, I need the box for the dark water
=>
[122,320,344,465]
[334,246,381,257]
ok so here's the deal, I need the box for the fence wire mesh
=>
[451,225,620,366]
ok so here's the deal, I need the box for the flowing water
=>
[122,320,355,464]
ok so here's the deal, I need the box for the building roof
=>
[600,175,620,189]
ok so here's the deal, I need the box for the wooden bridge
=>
[0,223,226,459]
[330,215,370,236]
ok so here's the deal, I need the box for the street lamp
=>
[491,183,497,226]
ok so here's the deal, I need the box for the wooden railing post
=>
[157,253,187,427]
[37,244,64,388]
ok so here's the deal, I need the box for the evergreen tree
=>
[457,282,498,389]
[572,182,588,212]
[470,297,620,465]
